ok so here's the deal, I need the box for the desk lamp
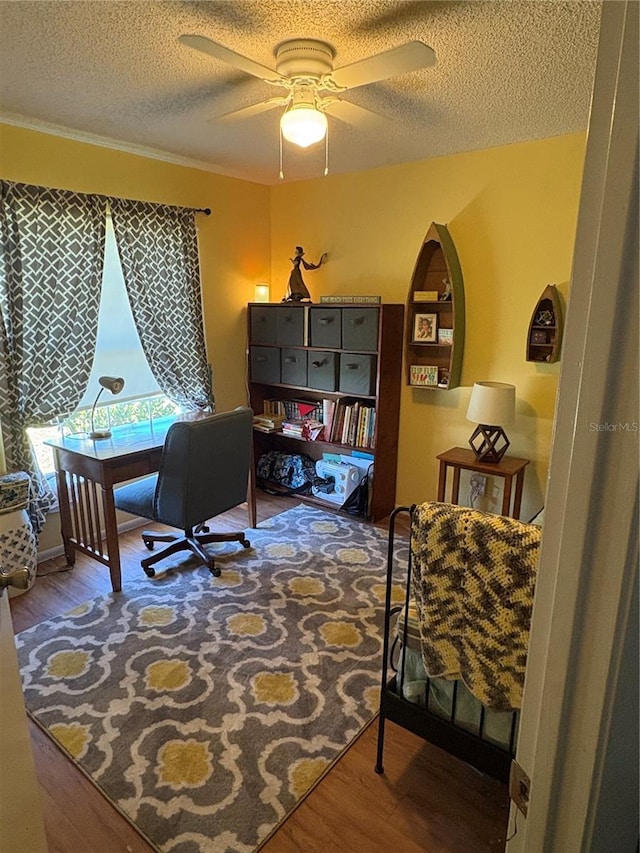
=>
[90,376,125,439]
[466,381,515,463]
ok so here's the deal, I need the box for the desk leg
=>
[56,470,75,567]
[101,486,122,593]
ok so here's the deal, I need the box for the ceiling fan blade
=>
[212,97,289,123]
[323,99,384,128]
[331,41,436,90]
[179,34,284,83]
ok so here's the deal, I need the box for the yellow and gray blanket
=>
[410,502,541,711]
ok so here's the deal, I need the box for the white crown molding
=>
[0,112,247,182]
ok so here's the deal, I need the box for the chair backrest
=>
[153,407,253,530]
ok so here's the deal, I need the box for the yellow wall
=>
[1,124,585,548]
[270,134,586,520]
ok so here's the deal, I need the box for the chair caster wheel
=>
[242,538,251,549]
[143,565,156,578]
[143,539,154,551]
[208,565,221,578]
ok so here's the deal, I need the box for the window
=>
[28,215,181,476]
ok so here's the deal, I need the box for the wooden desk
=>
[436,446,530,519]
[47,417,257,592]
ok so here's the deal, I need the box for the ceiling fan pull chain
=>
[279,123,284,180]
[324,124,329,176]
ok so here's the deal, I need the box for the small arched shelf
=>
[526,284,563,363]
[405,222,465,389]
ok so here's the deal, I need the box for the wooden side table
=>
[436,446,530,519]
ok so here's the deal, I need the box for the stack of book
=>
[253,413,286,433]
[281,420,304,438]
[281,419,325,441]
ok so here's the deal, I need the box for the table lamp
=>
[90,376,125,439]
[254,283,270,303]
[466,381,515,463]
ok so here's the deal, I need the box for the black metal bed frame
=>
[374,505,517,784]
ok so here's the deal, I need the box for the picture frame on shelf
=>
[410,365,439,387]
[531,329,548,344]
[437,327,454,345]
[413,313,437,343]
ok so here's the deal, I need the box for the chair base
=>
[140,527,251,578]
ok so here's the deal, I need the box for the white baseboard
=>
[36,517,146,564]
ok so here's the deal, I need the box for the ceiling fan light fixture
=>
[280,105,327,148]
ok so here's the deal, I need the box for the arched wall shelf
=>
[526,284,563,363]
[405,222,465,389]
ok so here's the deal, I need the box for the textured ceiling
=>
[0,0,601,185]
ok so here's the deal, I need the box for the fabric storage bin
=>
[307,350,338,392]
[309,306,342,349]
[342,307,379,351]
[280,348,307,387]
[250,346,280,384]
[339,353,376,396]
[276,306,305,346]
[249,306,277,344]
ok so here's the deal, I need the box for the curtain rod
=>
[195,208,212,215]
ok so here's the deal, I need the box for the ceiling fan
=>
[178,34,436,150]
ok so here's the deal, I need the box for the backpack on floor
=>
[256,451,317,496]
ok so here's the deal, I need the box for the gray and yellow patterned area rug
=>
[17,505,407,853]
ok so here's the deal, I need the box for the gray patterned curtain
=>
[0,181,106,533]
[109,199,213,412]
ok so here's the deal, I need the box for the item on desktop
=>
[89,376,125,439]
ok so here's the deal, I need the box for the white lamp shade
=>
[466,382,515,426]
[281,107,327,148]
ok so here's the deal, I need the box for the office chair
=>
[114,407,253,578]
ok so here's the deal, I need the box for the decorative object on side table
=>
[413,313,437,342]
[283,246,327,302]
[90,375,125,439]
[466,381,516,463]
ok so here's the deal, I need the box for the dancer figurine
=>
[283,246,327,302]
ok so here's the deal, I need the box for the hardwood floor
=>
[10,495,509,853]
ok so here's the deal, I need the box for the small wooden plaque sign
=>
[410,365,438,387]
